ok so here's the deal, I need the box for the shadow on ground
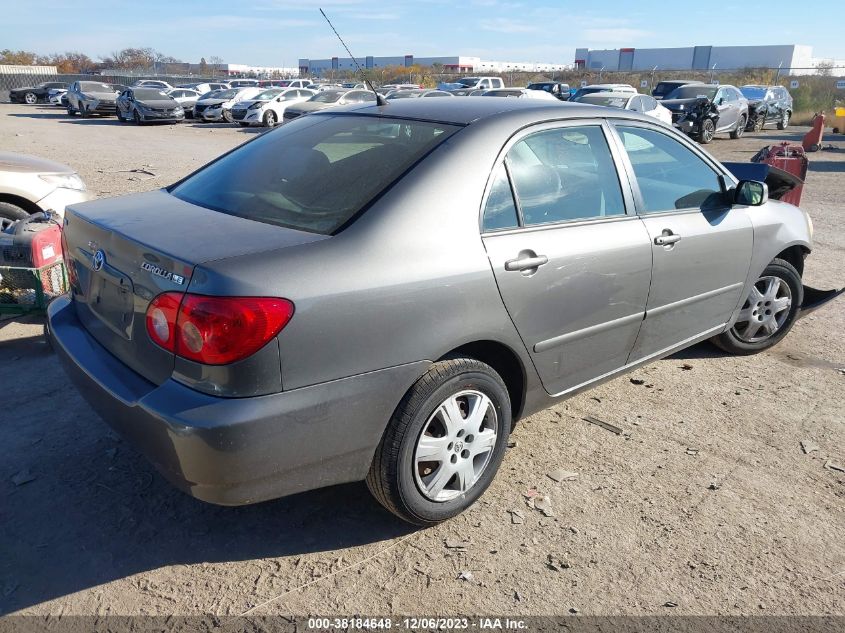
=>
[0,324,414,615]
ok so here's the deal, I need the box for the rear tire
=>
[0,202,30,232]
[24,92,37,105]
[730,115,746,139]
[366,358,511,526]
[712,258,802,355]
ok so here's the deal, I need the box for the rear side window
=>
[171,115,461,234]
[505,125,625,225]
[482,163,519,232]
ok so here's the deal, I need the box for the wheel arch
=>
[0,193,42,215]
[439,339,527,423]
[774,244,809,277]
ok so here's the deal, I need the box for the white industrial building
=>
[299,55,570,76]
[573,44,832,75]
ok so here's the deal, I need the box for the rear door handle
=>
[654,233,682,246]
[505,254,549,272]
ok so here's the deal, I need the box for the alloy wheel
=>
[414,390,498,502]
[265,111,277,127]
[24,92,37,104]
[731,276,792,343]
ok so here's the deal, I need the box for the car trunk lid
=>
[63,189,327,385]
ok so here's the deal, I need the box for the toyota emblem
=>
[92,250,105,272]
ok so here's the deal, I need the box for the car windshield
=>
[311,92,345,103]
[456,77,480,87]
[170,115,461,235]
[133,89,167,100]
[79,82,113,92]
[255,89,283,100]
[666,85,717,100]
[386,91,418,99]
[207,88,239,100]
[741,87,767,99]
[527,83,552,91]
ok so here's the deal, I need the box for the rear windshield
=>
[170,115,461,235]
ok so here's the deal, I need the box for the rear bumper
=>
[47,294,429,505]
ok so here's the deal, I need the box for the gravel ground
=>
[0,103,843,618]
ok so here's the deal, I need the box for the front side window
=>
[616,125,724,212]
[171,115,460,235]
[505,125,625,226]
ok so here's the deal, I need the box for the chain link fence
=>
[0,71,225,102]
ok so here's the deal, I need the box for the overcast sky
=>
[5,0,842,66]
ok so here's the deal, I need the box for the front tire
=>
[133,110,143,125]
[712,258,802,355]
[367,358,511,526]
[263,110,277,127]
[777,111,790,130]
[223,110,233,123]
[66,104,76,116]
[0,201,29,232]
[730,115,746,139]
[698,118,715,144]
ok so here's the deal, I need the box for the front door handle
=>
[654,232,682,246]
[505,253,549,272]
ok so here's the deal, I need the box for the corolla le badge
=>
[141,261,185,285]
[92,250,105,272]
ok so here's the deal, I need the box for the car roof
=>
[309,96,657,127]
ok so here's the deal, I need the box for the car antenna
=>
[319,8,388,107]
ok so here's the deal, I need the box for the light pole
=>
[651,65,657,89]
[599,65,605,81]
[709,63,717,83]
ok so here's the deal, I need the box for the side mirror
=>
[734,180,768,206]
[716,97,724,105]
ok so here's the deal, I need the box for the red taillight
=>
[145,293,294,365]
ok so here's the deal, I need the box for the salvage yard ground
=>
[0,103,843,617]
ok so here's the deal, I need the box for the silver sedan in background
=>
[49,99,837,526]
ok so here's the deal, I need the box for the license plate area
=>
[90,271,134,340]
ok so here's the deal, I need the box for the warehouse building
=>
[574,44,820,74]
[299,55,570,76]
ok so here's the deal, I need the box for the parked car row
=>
[10,76,794,141]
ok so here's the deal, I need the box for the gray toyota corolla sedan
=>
[48,98,839,525]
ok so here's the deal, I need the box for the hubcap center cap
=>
[454,441,464,453]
